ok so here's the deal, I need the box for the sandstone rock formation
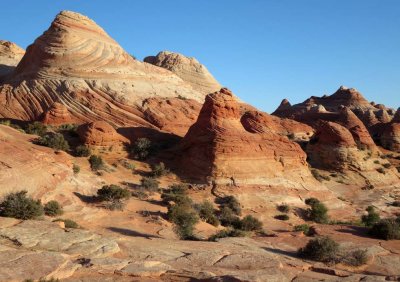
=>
[144,51,221,95]
[0,40,24,77]
[0,11,205,129]
[77,121,128,147]
[41,102,74,125]
[381,123,400,152]
[174,88,315,186]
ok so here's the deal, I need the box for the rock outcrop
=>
[381,123,400,152]
[144,51,221,95]
[0,11,205,130]
[175,88,315,186]
[41,102,74,125]
[77,121,128,147]
[0,40,24,77]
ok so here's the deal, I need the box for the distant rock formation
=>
[0,11,206,130]
[0,40,24,77]
[144,51,221,95]
[175,88,315,186]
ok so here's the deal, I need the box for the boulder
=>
[77,121,128,147]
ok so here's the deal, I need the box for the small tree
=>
[239,215,263,231]
[218,206,241,227]
[369,219,400,240]
[305,198,329,224]
[298,236,339,262]
[25,121,47,136]
[361,206,380,227]
[89,155,104,171]
[44,200,63,216]
[151,162,169,178]
[168,203,199,240]
[197,200,219,227]
[75,145,91,157]
[161,184,191,205]
[131,138,152,160]
[0,191,44,220]
[36,133,69,151]
[97,185,131,202]
[218,196,241,216]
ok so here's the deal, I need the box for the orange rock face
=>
[77,121,128,147]
[41,102,73,125]
[381,123,400,152]
[0,11,205,129]
[175,88,314,186]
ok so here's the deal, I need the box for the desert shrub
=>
[376,167,385,174]
[294,224,311,235]
[44,200,63,216]
[73,164,80,174]
[298,236,339,262]
[36,133,69,151]
[0,120,11,126]
[0,191,44,220]
[217,196,241,216]
[361,206,380,227]
[374,160,380,164]
[311,169,331,182]
[397,166,400,173]
[167,203,199,240]
[25,121,47,136]
[97,185,131,202]
[75,145,91,157]
[218,206,241,227]
[119,159,135,170]
[150,162,169,178]
[161,184,191,205]
[177,95,187,100]
[140,177,159,192]
[238,215,263,231]
[58,124,78,137]
[369,219,400,240]
[130,138,152,160]
[342,249,369,266]
[383,163,392,169]
[277,204,290,213]
[196,200,219,227]
[275,214,290,221]
[392,201,400,207]
[89,155,104,171]
[54,218,79,229]
[208,228,246,241]
[305,198,329,224]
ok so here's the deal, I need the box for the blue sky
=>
[0,0,399,112]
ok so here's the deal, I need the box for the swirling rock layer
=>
[0,40,25,77]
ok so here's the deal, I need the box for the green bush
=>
[238,215,263,231]
[89,155,104,171]
[369,219,400,240]
[25,121,47,136]
[97,185,131,202]
[294,224,311,235]
[140,177,159,192]
[383,163,391,169]
[208,228,246,241]
[361,206,380,227]
[275,214,290,221]
[36,133,69,151]
[311,169,331,182]
[376,167,385,174]
[305,198,329,223]
[131,138,152,160]
[298,236,339,262]
[197,200,220,227]
[151,162,169,178]
[0,191,44,220]
[73,164,80,174]
[75,145,91,157]
[218,206,241,227]
[167,203,199,240]
[392,201,400,207]
[343,249,369,266]
[44,200,63,216]
[218,196,241,216]
[54,218,79,228]
[277,204,290,213]
[161,184,191,205]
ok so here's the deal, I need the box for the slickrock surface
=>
[0,11,205,126]
[0,40,25,77]
[175,88,316,186]
[141,97,202,136]
[77,121,128,147]
[0,125,72,196]
[144,51,221,95]
[41,102,74,125]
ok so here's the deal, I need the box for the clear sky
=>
[0,0,399,112]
